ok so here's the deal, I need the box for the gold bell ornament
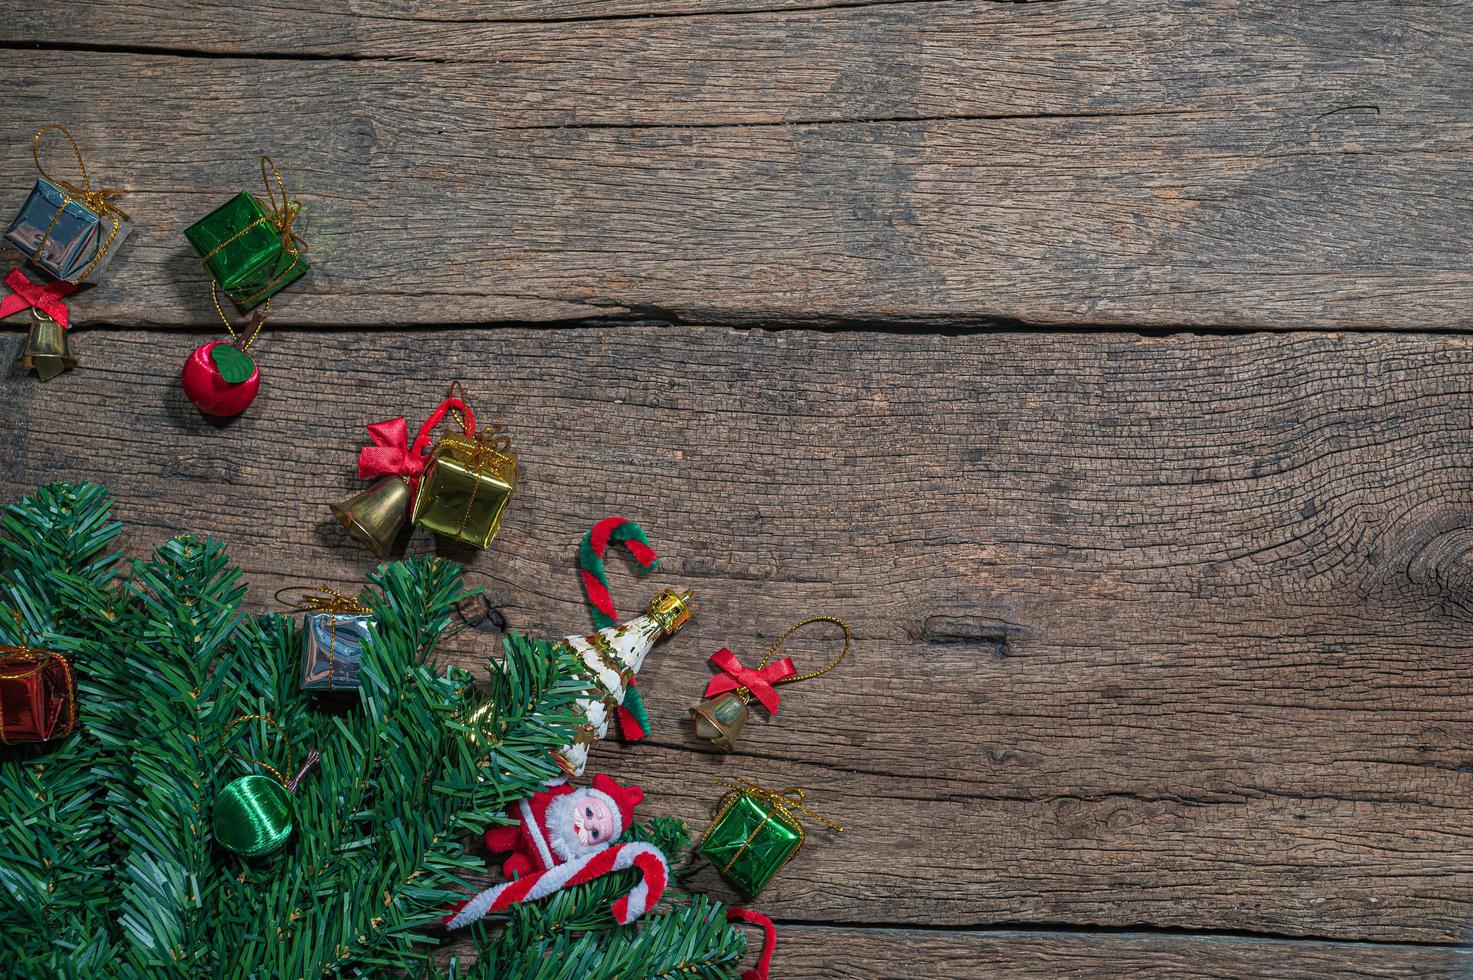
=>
[691,616,851,752]
[16,308,77,382]
[330,476,410,560]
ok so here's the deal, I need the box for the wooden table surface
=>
[4,3,1473,977]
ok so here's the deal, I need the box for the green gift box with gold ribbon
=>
[697,779,842,896]
[185,157,307,310]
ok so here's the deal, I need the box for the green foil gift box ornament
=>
[698,778,843,896]
[185,156,308,310]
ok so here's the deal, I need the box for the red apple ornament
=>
[182,341,260,417]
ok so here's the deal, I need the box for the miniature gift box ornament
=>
[278,586,375,693]
[552,588,693,777]
[344,385,520,556]
[0,616,78,745]
[698,778,842,897]
[185,156,307,310]
[180,156,308,418]
[4,125,130,284]
[410,426,518,549]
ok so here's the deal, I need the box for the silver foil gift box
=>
[300,610,375,692]
[5,177,131,284]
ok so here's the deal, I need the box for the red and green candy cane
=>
[579,517,660,740]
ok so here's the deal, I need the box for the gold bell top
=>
[648,588,693,636]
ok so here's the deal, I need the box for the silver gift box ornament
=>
[4,178,132,283]
[299,611,375,692]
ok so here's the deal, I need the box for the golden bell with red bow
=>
[690,617,852,755]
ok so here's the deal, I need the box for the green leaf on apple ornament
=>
[211,345,256,385]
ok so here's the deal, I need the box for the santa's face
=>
[572,795,615,846]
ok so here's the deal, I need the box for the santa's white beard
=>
[545,789,617,864]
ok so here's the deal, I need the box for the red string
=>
[410,396,476,460]
[726,908,776,980]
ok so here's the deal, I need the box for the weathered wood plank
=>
[767,927,1473,978]
[3,325,1473,943]
[2,0,1471,329]
[439,925,1473,979]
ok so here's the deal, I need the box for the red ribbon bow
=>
[356,397,476,492]
[0,268,77,330]
[704,648,796,714]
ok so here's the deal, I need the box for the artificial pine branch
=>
[215,563,593,978]
[470,894,747,980]
[0,483,124,977]
[100,535,251,976]
[0,484,753,979]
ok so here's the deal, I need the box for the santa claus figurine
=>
[448,773,666,930]
[485,773,644,879]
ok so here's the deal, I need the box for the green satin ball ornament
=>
[212,774,295,857]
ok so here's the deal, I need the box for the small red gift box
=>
[0,648,77,744]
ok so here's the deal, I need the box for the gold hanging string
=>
[199,155,308,341]
[714,778,844,833]
[0,610,77,745]
[446,381,512,451]
[727,616,851,704]
[274,585,370,616]
[30,124,128,284]
[275,586,370,690]
[211,286,269,351]
[219,713,293,788]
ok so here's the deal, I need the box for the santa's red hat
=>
[589,773,642,834]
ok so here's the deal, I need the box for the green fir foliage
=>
[0,484,750,979]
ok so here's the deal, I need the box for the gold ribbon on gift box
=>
[276,585,370,690]
[708,777,843,875]
[30,124,129,285]
[201,155,309,348]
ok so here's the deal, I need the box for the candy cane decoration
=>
[443,841,669,929]
[579,517,660,740]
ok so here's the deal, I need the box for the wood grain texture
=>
[744,927,1473,979]
[5,325,1473,948]
[437,925,1473,979]
[2,0,1471,328]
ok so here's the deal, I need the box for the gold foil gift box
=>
[410,431,518,548]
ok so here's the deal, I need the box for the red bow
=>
[0,268,77,330]
[704,648,795,714]
[357,417,427,483]
[356,397,476,491]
